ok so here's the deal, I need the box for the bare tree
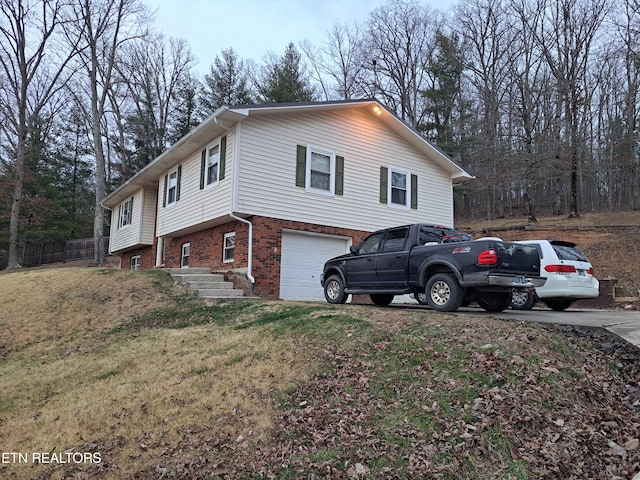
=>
[454,0,516,219]
[0,0,78,269]
[531,0,610,217]
[119,34,196,175]
[364,0,441,128]
[66,0,146,265]
[301,21,369,101]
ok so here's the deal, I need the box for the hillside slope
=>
[0,267,638,479]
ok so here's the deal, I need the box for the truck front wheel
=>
[425,274,464,312]
[324,275,347,304]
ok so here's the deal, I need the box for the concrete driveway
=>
[459,307,640,348]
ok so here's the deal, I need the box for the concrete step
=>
[171,274,226,283]
[197,288,247,298]
[166,267,253,302]
[184,281,234,290]
[165,267,211,275]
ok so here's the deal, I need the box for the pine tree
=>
[200,48,253,116]
[257,43,315,103]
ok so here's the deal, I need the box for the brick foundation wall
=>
[163,220,249,271]
[250,216,370,299]
[120,246,154,270]
[115,216,371,299]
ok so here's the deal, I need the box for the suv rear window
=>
[550,241,588,262]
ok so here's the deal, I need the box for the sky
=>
[144,0,455,74]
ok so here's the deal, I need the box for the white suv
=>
[510,240,599,311]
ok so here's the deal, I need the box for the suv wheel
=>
[511,290,536,310]
[543,299,573,311]
[416,292,429,305]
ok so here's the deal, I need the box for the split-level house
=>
[102,99,473,301]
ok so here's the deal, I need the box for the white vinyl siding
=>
[109,188,156,253]
[235,109,454,231]
[156,133,233,237]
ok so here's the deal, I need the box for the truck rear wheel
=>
[425,273,463,312]
[324,275,347,304]
[478,292,511,312]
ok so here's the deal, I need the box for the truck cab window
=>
[381,228,409,252]
[356,232,385,254]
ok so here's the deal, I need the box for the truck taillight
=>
[545,264,576,273]
[478,249,498,265]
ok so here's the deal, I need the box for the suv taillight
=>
[478,249,498,265]
[545,264,576,273]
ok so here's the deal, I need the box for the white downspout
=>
[216,117,255,288]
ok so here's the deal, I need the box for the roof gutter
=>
[218,117,255,289]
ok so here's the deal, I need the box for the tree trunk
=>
[6,133,26,269]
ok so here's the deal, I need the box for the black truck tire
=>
[425,273,464,312]
[324,275,347,304]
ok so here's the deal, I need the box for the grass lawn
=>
[0,267,638,479]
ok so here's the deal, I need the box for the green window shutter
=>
[379,166,388,203]
[200,150,206,190]
[296,145,307,187]
[117,204,122,229]
[335,155,344,196]
[220,136,227,180]
[163,174,168,207]
[411,174,418,209]
[128,196,134,223]
[176,165,182,201]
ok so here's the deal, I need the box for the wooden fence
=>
[17,238,104,267]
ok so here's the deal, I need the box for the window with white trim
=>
[223,232,235,263]
[306,145,335,195]
[390,167,409,207]
[181,243,190,268]
[118,197,133,229]
[379,166,418,209]
[207,144,220,186]
[388,166,410,208]
[296,145,344,196]
[130,255,141,270]
[167,170,178,205]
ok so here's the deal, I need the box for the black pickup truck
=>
[320,224,545,312]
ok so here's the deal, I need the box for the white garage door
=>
[280,231,350,301]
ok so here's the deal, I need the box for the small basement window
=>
[181,243,190,268]
[130,255,141,270]
[223,232,235,263]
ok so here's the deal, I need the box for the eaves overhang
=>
[102,106,247,209]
